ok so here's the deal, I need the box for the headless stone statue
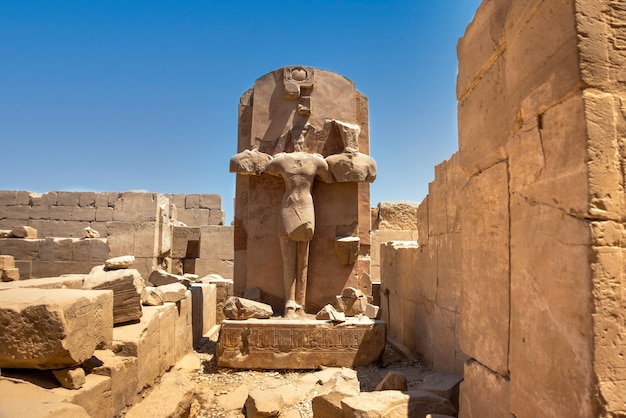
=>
[230,67,377,317]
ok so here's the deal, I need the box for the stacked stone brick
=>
[0,191,230,279]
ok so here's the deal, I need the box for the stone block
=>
[105,221,134,256]
[175,291,193,361]
[416,196,429,247]
[505,0,580,117]
[0,288,111,369]
[199,194,222,209]
[14,259,31,278]
[113,192,158,222]
[124,372,195,418]
[217,318,386,369]
[16,192,32,205]
[374,202,418,231]
[431,305,457,374]
[417,236,437,303]
[584,91,626,219]
[0,274,85,290]
[155,303,178,374]
[0,190,17,206]
[190,283,217,347]
[456,0,508,97]
[90,238,110,261]
[0,254,15,269]
[90,349,139,414]
[95,206,114,222]
[199,276,233,323]
[171,226,200,258]
[459,360,509,418]
[56,191,81,206]
[51,373,112,418]
[52,367,86,389]
[509,195,595,418]
[83,266,144,325]
[41,191,58,206]
[133,221,158,258]
[341,390,456,418]
[436,232,461,311]
[1,267,20,281]
[113,306,161,392]
[458,56,511,177]
[208,208,226,225]
[0,401,90,417]
[417,372,463,411]
[12,225,37,238]
[0,237,39,260]
[460,162,509,374]
[79,192,96,207]
[199,225,234,260]
[507,95,589,216]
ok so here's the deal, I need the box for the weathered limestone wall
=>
[0,191,230,279]
[380,153,467,375]
[458,0,623,416]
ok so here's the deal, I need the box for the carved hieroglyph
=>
[231,66,376,315]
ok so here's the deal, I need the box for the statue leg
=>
[280,237,298,317]
[294,240,310,312]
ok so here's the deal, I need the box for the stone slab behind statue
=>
[233,67,374,313]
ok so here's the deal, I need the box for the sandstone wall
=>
[459,0,624,416]
[0,191,229,279]
[379,0,625,416]
[380,153,467,375]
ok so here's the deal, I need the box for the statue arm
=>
[230,149,273,175]
[315,156,336,183]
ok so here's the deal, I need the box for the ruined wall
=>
[455,0,620,416]
[370,202,418,284]
[380,153,467,375]
[380,0,625,416]
[0,191,230,279]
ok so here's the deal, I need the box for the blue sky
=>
[0,1,482,222]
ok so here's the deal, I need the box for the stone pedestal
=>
[217,318,386,369]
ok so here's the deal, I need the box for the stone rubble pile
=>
[0,255,230,418]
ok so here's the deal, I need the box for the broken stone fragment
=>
[148,269,191,288]
[316,304,346,322]
[141,286,165,306]
[0,229,12,238]
[365,303,380,319]
[1,267,19,282]
[0,255,15,269]
[223,296,273,320]
[417,372,463,410]
[104,255,134,270]
[311,367,361,417]
[334,236,360,265]
[245,388,282,418]
[336,287,368,316]
[375,371,408,391]
[53,367,86,390]
[124,372,195,418]
[82,226,100,238]
[83,266,144,325]
[0,288,107,369]
[11,225,37,238]
[156,282,188,303]
[341,390,457,418]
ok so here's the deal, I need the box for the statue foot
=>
[284,300,302,318]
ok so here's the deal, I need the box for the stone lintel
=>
[217,318,386,369]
